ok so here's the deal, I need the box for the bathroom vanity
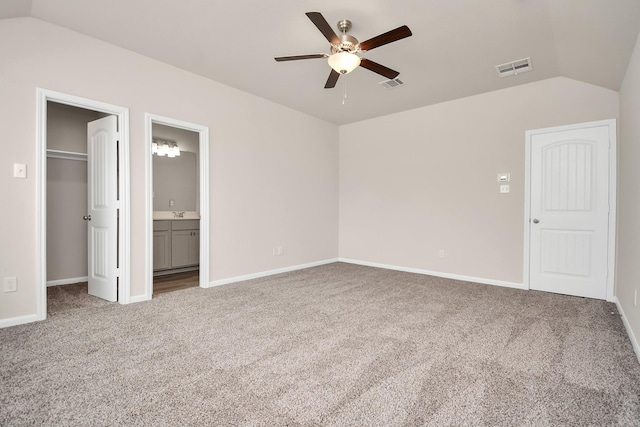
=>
[153,217,199,272]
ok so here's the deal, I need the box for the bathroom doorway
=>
[144,114,209,299]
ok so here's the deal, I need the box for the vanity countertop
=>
[153,211,200,220]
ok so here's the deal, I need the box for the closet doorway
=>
[36,89,130,320]
[144,114,209,299]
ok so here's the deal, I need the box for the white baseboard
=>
[338,258,526,290]
[207,258,340,288]
[129,294,151,304]
[614,297,640,365]
[0,314,40,329]
[46,276,89,287]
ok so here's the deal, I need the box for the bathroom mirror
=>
[153,151,198,211]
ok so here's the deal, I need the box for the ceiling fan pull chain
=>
[342,78,347,105]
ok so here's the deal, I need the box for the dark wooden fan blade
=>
[324,69,340,89]
[359,25,412,51]
[360,58,400,79]
[275,54,326,62]
[306,12,340,45]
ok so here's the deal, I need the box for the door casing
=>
[523,119,617,302]
[36,88,131,320]
[144,113,210,300]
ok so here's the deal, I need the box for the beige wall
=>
[0,18,338,322]
[339,77,619,284]
[618,33,640,351]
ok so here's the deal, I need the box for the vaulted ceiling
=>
[3,0,640,125]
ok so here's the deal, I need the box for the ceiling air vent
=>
[495,57,532,78]
[379,78,405,89]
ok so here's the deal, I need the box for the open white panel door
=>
[529,124,610,300]
[87,116,118,302]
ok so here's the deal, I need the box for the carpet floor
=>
[47,282,111,316]
[2,262,639,426]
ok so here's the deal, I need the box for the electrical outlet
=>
[439,249,445,259]
[13,164,26,179]
[4,277,17,292]
[500,184,510,194]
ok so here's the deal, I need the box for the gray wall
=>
[153,151,198,212]
[152,124,199,212]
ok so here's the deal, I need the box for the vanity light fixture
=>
[152,138,180,157]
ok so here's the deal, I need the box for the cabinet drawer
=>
[171,220,200,230]
[153,220,171,231]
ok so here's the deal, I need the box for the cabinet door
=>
[171,230,192,268]
[153,230,171,270]
[171,229,200,268]
[189,231,200,265]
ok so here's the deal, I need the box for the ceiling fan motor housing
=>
[332,34,360,54]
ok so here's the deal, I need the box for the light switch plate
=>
[13,163,27,179]
[497,173,510,183]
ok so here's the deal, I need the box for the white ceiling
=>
[3,0,640,125]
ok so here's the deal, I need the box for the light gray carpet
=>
[47,282,111,316]
[2,263,639,426]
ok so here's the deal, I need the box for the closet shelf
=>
[47,149,87,161]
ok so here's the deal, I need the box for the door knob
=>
[83,215,92,221]
[532,218,539,224]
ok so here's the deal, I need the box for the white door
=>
[87,116,118,302]
[529,123,611,300]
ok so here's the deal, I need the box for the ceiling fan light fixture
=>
[328,52,361,74]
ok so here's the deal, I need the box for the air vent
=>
[495,57,532,77]
[379,78,405,89]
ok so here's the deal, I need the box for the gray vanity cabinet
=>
[153,219,199,271]
[171,220,200,268]
[153,221,171,270]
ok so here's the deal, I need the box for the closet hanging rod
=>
[46,149,87,161]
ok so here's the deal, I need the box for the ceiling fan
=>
[275,12,412,89]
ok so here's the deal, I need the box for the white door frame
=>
[144,113,210,299]
[36,88,131,320]
[523,119,617,302]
